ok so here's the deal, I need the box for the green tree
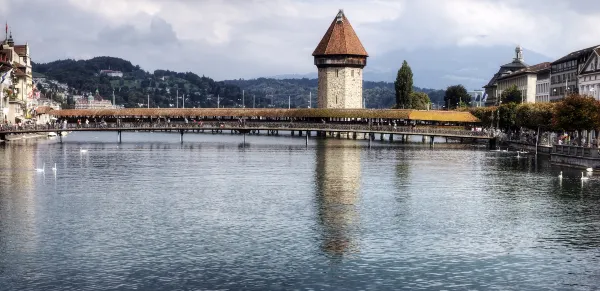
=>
[498,102,518,131]
[553,94,600,132]
[394,60,413,109]
[409,91,430,110]
[444,85,471,110]
[501,85,522,104]
[469,107,495,128]
[516,103,555,131]
[553,94,600,145]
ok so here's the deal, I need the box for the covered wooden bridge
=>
[2,108,493,146]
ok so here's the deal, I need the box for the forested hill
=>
[32,56,444,109]
[32,57,243,108]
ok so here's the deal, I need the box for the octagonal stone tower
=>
[313,10,368,109]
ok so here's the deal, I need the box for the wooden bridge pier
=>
[180,130,184,143]
[389,134,394,142]
[117,130,122,143]
[488,138,497,150]
[430,136,435,147]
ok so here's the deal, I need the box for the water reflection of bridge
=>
[315,140,362,257]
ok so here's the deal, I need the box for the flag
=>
[5,23,7,35]
[481,92,488,102]
[0,69,12,86]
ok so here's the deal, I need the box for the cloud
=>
[1,0,600,88]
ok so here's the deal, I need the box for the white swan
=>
[558,171,563,179]
[581,172,589,180]
[52,163,57,172]
[586,168,593,172]
[36,163,45,173]
[80,148,88,153]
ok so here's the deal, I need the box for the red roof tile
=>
[14,45,26,56]
[35,106,53,115]
[313,10,368,57]
[13,67,26,77]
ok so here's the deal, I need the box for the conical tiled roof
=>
[313,10,368,57]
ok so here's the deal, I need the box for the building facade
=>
[99,70,123,78]
[484,46,528,106]
[467,90,484,106]
[497,62,550,104]
[74,90,115,109]
[549,45,598,101]
[578,48,600,100]
[0,31,33,124]
[535,67,551,103]
[313,10,368,109]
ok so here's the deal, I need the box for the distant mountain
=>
[269,73,317,80]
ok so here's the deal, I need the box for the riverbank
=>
[507,140,552,155]
[2,133,48,142]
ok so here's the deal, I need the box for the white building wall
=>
[579,73,600,100]
[497,73,538,103]
[525,74,537,103]
[318,67,363,109]
[535,79,550,103]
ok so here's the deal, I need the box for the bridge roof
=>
[49,108,480,123]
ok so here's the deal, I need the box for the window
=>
[336,69,339,77]
[22,56,26,63]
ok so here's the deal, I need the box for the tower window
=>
[336,69,339,77]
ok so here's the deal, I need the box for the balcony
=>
[314,57,367,68]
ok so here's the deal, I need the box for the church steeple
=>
[7,30,14,47]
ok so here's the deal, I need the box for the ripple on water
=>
[0,133,599,290]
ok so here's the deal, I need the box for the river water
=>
[0,132,599,290]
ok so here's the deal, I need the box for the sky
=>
[2,0,600,89]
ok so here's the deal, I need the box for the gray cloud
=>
[1,0,599,89]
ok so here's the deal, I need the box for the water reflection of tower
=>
[315,140,361,257]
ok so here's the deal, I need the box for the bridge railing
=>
[0,121,492,138]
